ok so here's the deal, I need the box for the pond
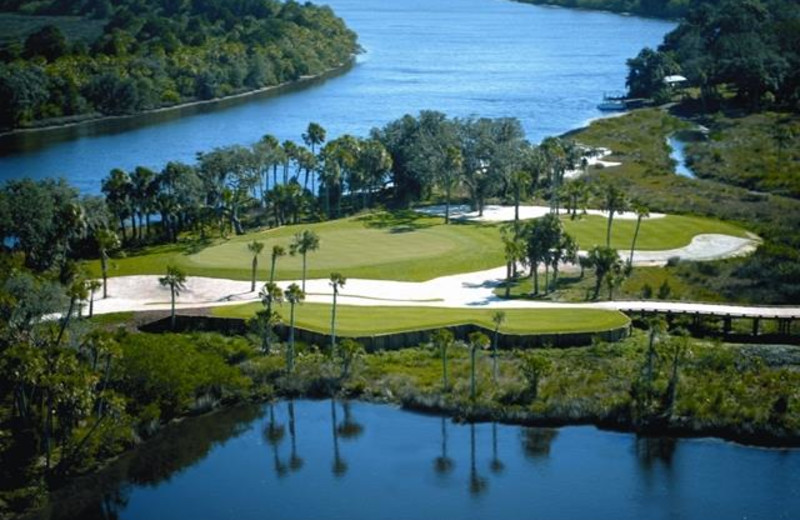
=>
[29,400,800,520]
[0,0,674,194]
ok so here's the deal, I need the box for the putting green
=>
[88,210,749,282]
[213,302,631,336]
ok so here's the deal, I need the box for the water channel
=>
[0,0,674,194]
[28,400,800,520]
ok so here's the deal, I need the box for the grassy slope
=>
[88,210,747,282]
[685,112,800,198]
[213,302,630,335]
[570,107,800,304]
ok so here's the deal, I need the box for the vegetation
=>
[573,108,800,303]
[684,111,800,198]
[0,0,358,129]
[214,302,630,336]
[626,0,800,111]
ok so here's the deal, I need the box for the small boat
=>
[597,92,627,111]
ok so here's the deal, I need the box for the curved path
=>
[91,235,798,319]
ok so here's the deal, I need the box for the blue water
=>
[30,400,800,520]
[668,134,696,178]
[0,0,674,194]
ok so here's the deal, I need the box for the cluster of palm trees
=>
[498,177,651,301]
[100,122,397,246]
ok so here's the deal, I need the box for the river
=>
[28,400,800,520]
[0,0,673,194]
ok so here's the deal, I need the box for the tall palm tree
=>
[259,282,283,353]
[469,424,488,495]
[586,246,622,300]
[159,264,187,330]
[431,328,454,391]
[94,228,120,299]
[269,245,286,283]
[468,331,489,400]
[629,202,650,266]
[491,311,506,383]
[290,229,320,292]
[329,272,346,356]
[302,122,326,157]
[247,240,265,291]
[86,279,102,318]
[284,283,305,373]
[601,183,627,247]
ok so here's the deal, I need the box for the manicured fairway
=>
[87,211,749,282]
[213,302,631,336]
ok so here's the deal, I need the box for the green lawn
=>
[87,210,749,282]
[213,302,630,336]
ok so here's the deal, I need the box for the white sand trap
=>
[90,232,767,317]
[416,204,665,222]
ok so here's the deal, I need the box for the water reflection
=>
[287,400,304,472]
[264,404,288,478]
[27,401,800,520]
[521,427,559,460]
[331,400,347,477]
[636,436,677,470]
[27,405,263,520]
[469,424,488,496]
[433,416,455,476]
[490,422,505,474]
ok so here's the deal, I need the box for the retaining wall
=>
[139,315,631,351]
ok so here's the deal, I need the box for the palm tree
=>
[159,264,187,330]
[509,170,532,229]
[601,183,627,247]
[468,331,489,400]
[330,400,347,477]
[468,424,488,495]
[284,283,305,373]
[491,311,506,383]
[629,202,650,266]
[269,245,286,283]
[247,240,265,291]
[586,245,622,300]
[86,279,102,318]
[302,122,326,157]
[329,272,346,356]
[290,230,320,292]
[94,228,120,299]
[431,329,454,391]
[500,226,525,296]
[259,282,283,353]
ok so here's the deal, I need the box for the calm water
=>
[0,0,673,193]
[29,400,800,520]
[668,134,696,178]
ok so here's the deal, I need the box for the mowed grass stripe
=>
[87,211,749,282]
[213,303,631,336]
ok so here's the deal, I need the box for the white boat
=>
[597,92,626,111]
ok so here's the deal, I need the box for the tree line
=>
[626,0,800,110]
[0,0,358,129]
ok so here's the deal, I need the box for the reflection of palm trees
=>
[489,423,504,474]
[337,401,364,440]
[287,400,303,472]
[636,436,676,471]
[434,416,455,476]
[521,428,559,460]
[330,400,348,477]
[264,404,288,478]
[469,424,488,496]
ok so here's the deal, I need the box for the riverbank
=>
[512,0,687,20]
[0,59,355,138]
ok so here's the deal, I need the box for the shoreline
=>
[0,59,355,139]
